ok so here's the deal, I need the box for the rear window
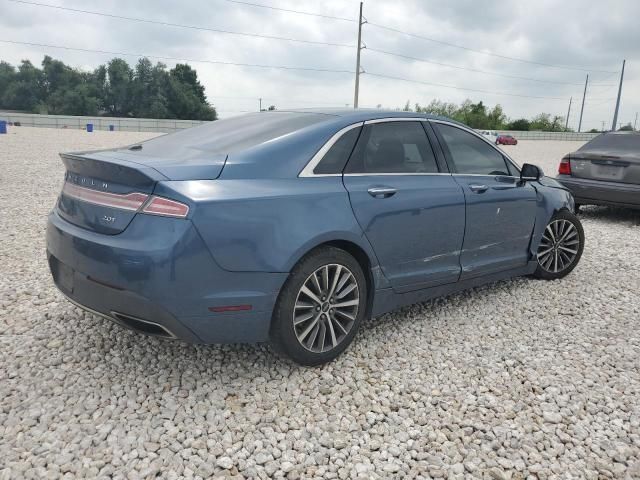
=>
[580,133,640,153]
[131,112,330,156]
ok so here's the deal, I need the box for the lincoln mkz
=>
[47,110,584,365]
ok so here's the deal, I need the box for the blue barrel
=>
[109,124,115,131]
[0,120,7,134]
[86,123,94,132]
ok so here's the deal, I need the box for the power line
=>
[5,38,579,102]
[366,21,618,74]
[364,71,568,100]
[219,0,355,22]
[6,0,354,48]
[366,47,615,86]
[0,40,355,74]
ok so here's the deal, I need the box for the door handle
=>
[367,187,397,198]
[469,184,489,193]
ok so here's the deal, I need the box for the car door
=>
[342,119,466,292]
[432,121,537,280]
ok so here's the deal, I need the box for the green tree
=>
[105,58,133,116]
[167,64,216,120]
[507,118,530,131]
[2,60,44,112]
[619,123,633,131]
[0,61,17,109]
[1,56,217,120]
[486,105,506,129]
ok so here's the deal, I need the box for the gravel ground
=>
[1,127,639,479]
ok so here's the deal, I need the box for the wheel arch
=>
[283,236,381,323]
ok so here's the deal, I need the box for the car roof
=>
[272,107,462,125]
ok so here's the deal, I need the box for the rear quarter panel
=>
[163,177,379,274]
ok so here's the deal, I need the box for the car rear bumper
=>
[46,209,287,343]
[556,175,640,209]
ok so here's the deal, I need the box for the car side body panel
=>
[164,177,382,276]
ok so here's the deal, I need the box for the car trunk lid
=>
[569,152,640,184]
[58,151,167,234]
[57,144,227,234]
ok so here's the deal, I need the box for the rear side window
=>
[435,123,510,176]
[313,126,361,174]
[345,121,439,174]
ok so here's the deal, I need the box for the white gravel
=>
[1,127,639,479]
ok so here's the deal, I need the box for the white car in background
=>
[479,130,498,143]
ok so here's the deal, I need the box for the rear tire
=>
[533,210,584,280]
[270,246,367,366]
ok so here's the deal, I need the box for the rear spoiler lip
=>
[60,152,168,191]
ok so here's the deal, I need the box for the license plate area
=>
[593,164,624,180]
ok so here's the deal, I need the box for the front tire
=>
[533,210,584,280]
[270,246,367,366]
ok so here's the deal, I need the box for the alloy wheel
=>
[293,264,359,353]
[537,219,581,273]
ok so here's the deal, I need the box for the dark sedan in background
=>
[557,131,640,210]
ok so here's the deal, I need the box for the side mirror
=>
[520,163,543,181]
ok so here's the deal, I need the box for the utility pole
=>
[578,74,588,133]
[353,2,364,109]
[611,59,626,131]
[634,112,638,131]
[601,121,605,132]
[565,97,572,130]
[259,98,262,112]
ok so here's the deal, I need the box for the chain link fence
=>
[0,112,207,133]
[1,112,602,140]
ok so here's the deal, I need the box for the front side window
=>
[435,123,510,176]
[345,121,439,174]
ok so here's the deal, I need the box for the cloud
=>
[0,0,636,130]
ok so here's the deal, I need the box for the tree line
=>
[401,99,573,132]
[0,56,217,120]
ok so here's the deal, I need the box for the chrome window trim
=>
[363,117,426,125]
[343,172,451,177]
[298,116,522,178]
[451,173,519,179]
[299,122,364,177]
[428,119,522,174]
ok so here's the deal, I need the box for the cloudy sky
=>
[1,0,638,130]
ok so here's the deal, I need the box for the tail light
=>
[61,182,189,218]
[142,196,189,218]
[558,157,571,175]
[62,182,149,211]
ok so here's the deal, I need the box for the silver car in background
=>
[557,131,640,210]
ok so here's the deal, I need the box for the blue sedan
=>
[46,109,584,365]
